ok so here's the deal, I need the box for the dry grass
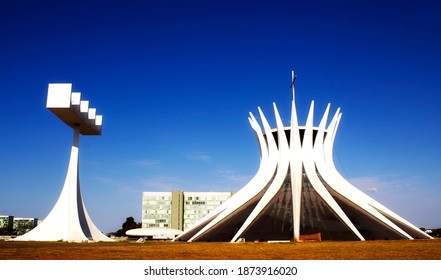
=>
[1,239,440,260]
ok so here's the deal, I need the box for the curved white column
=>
[180,108,279,241]
[321,110,431,239]
[302,102,365,240]
[315,109,416,239]
[15,128,112,242]
[232,103,291,241]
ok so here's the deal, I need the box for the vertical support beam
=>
[289,100,303,242]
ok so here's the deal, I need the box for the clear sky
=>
[1,0,440,234]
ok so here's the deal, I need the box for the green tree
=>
[110,216,141,237]
[122,216,140,232]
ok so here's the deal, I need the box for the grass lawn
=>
[1,239,440,260]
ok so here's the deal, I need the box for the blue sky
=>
[1,0,440,233]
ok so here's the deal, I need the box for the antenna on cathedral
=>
[290,70,297,102]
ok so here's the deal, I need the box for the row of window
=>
[146,224,169,228]
[143,196,171,201]
[143,201,171,205]
[186,196,231,201]
[187,201,206,205]
[144,210,171,214]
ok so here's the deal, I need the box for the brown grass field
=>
[1,239,441,260]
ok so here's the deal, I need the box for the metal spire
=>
[290,70,297,102]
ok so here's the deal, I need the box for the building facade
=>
[0,215,14,235]
[1,216,39,236]
[142,191,235,231]
[13,218,39,235]
[183,192,235,230]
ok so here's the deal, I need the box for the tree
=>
[122,217,140,231]
[110,216,141,237]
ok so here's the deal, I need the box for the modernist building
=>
[1,216,39,235]
[142,191,235,231]
[0,215,14,235]
[15,84,112,242]
[175,72,432,242]
[12,218,39,235]
[125,227,183,240]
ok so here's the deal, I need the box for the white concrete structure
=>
[15,84,112,242]
[126,228,183,240]
[176,72,432,242]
